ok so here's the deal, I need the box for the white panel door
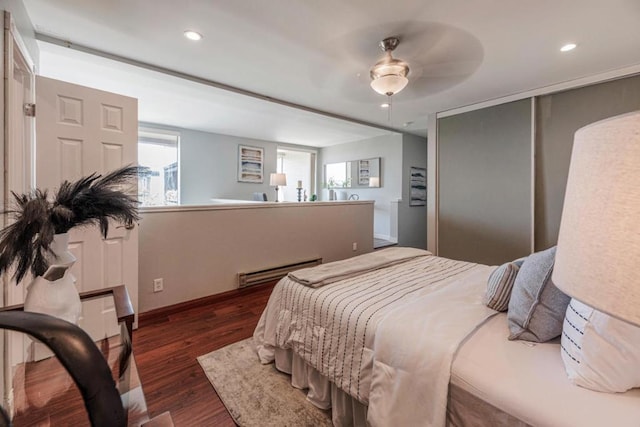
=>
[35,76,138,337]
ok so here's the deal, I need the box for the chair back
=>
[252,192,267,201]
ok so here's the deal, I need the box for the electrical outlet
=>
[352,242,358,251]
[153,278,164,292]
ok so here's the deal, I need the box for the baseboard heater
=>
[238,257,322,288]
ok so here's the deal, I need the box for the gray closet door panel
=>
[535,74,640,250]
[438,99,532,265]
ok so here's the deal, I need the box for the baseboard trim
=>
[138,280,277,327]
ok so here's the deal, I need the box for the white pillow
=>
[561,298,640,393]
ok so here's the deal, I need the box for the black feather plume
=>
[50,165,140,236]
[0,190,52,282]
[0,166,141,283]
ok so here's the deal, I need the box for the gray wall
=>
[318,133,403,240]
[399,133,428,249]
[140,123,284,204]
[180,129,279,203]
[535,74,640,250]
[438,99,532,264]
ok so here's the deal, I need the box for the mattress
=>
[450,314,640,427]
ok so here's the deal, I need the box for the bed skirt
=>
[274,346,534,427]
[274,347,368,426]
[446,383,531,427]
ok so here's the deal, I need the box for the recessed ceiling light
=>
[560,43,577,52]
[184,30,203,41]
[380,103,390,108]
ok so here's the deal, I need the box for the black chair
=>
[0,311,126,427]
[252,192,268,201]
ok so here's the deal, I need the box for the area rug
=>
[197,338,332,427]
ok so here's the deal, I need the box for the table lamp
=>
[269,173,287,202]
[552,111,640,327]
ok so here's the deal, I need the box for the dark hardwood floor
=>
[133,282,276,426]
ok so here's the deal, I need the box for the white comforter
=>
[254,254,496,426]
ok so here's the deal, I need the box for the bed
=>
[253,248,640,426]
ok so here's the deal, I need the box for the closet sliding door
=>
[535,74,640,250]
[438,99,532,265]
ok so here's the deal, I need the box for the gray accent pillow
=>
[484,262,520,312]
[507,246,570,342]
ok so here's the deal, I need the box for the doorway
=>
[276,148,316,202]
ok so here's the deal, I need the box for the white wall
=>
[1,2,39,65]
[138,201,374,312]
[318,133,403,240]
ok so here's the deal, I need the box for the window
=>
[325,162,350,188]
[138,128,179,206]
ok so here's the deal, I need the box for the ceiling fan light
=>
[370,75,409,96]
[369,42,410,96]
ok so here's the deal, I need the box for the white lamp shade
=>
[552,111,640,327]
[370,75,409,96]
[269,173,287,186]
[369,177,380,187]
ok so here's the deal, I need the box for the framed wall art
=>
[238,145,264,183]
[410,166,427,206]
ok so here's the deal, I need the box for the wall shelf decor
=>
[358,159,371,186]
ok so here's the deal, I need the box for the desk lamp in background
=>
[270,173,287,202]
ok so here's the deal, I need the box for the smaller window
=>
[138,128,179,207]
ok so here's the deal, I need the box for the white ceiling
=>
[37,43,391,147]
[23,0,640,147]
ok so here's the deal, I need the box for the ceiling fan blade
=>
[419,60,483,78]
[307,20,484,103]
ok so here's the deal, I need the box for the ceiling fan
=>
[311,21,484,110]
[369,36,411,97]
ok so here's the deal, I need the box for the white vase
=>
[24,233,81,325]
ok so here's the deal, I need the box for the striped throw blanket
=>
[287,247,431,287]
